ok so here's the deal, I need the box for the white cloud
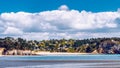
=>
[3,27,23,35]
[6,32,120,40]
[58,5,69,11]
[0,5,120,40]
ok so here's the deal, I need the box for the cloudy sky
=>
[0,0,120,40]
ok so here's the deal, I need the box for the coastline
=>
[0,52,92,56]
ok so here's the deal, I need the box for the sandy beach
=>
[34,52,91,55]
[0,52,92,56]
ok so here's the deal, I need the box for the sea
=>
[0,54,120,68]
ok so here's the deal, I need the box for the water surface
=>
[1,54,120,68]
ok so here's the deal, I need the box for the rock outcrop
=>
[97,40,120,54]
[92,50,99,54]
[5,50,32,55]
[0,48,5,55]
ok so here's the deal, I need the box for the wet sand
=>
[1,60,120,68]
[1,55,120,68]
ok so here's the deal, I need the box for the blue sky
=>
[0,0,120,40]
[0,0,120,13]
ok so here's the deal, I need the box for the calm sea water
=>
[1,54,120,68]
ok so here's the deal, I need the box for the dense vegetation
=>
[1,37,120,54]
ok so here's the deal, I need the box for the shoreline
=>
[0,52,93,56]
[1,52,119,56]
[1,52,120,56]
[34,52,91,55]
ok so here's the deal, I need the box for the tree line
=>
[1,37,120,54]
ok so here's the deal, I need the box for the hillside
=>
[0,37,120,55]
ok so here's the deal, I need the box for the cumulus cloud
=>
[0,5,120,40]
[58,5,69,11]
[3,27,23,35]
[1,32,119,40]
